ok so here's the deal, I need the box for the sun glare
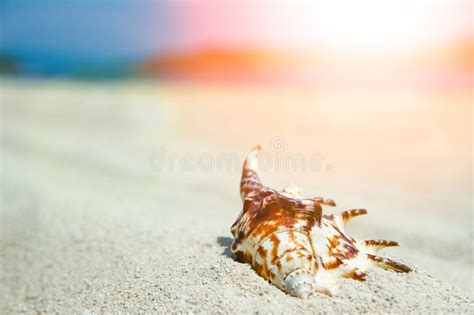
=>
[291,1,470,54]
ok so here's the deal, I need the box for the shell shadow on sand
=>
[216,236,233,258]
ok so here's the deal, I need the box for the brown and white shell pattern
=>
[230,145,411,298]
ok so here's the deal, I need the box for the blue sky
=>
[0,1,178,73]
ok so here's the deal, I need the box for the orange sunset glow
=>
[138,1,473,89]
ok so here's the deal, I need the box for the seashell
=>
[230,145,411,298]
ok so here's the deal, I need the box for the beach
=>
[1,79,472,313]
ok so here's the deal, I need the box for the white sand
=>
[1,80,472,313]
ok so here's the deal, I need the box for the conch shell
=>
[230,145,411,298]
